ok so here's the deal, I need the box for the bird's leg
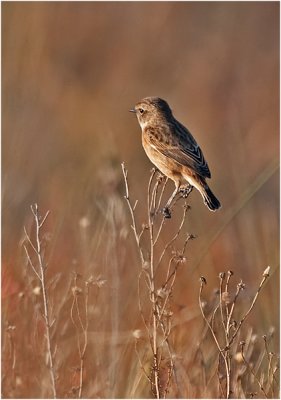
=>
[162,183,180,219]
[179,184,193,198]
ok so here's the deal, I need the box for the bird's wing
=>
[147,121,211,178]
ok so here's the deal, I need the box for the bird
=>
[130,96,221,217]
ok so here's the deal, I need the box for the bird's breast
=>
[141,131,183,182]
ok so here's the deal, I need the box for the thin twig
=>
[156,205,189,270]
[23,205,57,398]
[199,279,222,353]
[147,171,160,399]
[240,341,268,398]
[121,163,145,266]
[229,267,271,346]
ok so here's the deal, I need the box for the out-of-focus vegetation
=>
[2,2,279,398]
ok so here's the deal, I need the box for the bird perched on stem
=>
[130,96,221,217]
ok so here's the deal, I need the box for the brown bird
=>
[130,97,221,217]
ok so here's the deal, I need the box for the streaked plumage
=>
[131,97,221,213]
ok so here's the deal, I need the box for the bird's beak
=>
[129,108,136,113]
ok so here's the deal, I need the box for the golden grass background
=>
[2,2,279,398]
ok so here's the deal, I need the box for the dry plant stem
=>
[211,303,220,332]
[23,204,57,399]
[199,280,231,398]
[240,342,268,398]
[121,162,145,266]
[147,169,161,399]
[267,353,273,395]
[156,176,168,211]
[152,177,168,245]
[122,164,190,398]
[229,269,270,346]
[219,274,227,341]
[271,364,279,396]
[263,336,278,396]
[137,270,151,338]
[162,232,191,294]
[156,206,188,271]
[125,167,160,397]
[225,279,243,337]
[199,281,223,353]
[263,337,273,393]
[148,174,180,396]
[154,191,185,252]
[134,339,152,384]
[149,169,159,211]
[218,273,232,398]
[199,268,271,399]
[224,271,233,330]
[70,275,90,399]
[6,326,16,372]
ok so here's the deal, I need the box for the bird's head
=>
[130,97,173,129]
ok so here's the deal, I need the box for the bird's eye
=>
[139,108,144,114]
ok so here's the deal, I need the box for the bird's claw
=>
[179,185,193,198]
[162,206,172,219]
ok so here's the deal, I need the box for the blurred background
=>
[2,2,279,398]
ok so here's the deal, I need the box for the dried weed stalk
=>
[70,273,105,398]
[199,267,278,398]
[122,163,194,398]
[23,204,57,399]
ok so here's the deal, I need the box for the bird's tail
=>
[202,184,221,211]
[182,174,221,212]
